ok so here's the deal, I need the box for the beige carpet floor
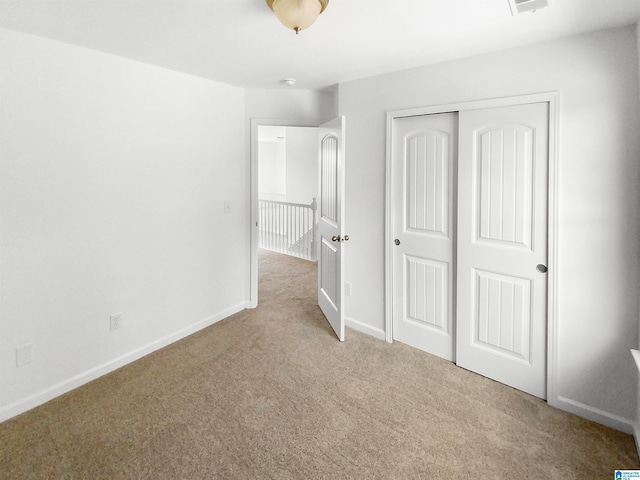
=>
[0,249,638,479]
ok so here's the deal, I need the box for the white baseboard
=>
[345,317,386,341]
[0,302,247,423]
[631,349,640,460]
[552,395,635,434]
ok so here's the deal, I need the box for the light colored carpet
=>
[0,249,638,479]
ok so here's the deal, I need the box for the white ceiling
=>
[0,0,639,90]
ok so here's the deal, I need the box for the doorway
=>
[256,125,320,261]
[250,119,318,309]
[385,93,559,400]
[250,117,347,341]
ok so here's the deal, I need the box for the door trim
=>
[249,118,320,308]
[384,91,559,404]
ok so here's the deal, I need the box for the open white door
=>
[317,116,346,341]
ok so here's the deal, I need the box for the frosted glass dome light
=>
[266,0,329,34]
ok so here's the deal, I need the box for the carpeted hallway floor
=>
[0,249,638,479]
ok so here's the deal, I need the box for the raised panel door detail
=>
[405,255,448,333]
[320,135,338,225]
[473,269,531,363]
[317,117,344,341]
[475,125,533,249]
[392,113,456,362]
[320,238,338,310]
[405,132,449,237]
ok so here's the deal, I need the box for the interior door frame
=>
[249,118,320,308]
[384,91,560,404]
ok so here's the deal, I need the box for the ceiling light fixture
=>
[507,0,549,15]
[266,0,329,35]
[281,78,296,86]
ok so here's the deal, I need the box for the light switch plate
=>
[110,313,122,331]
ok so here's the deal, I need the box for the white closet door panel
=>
[392,113,457,361]
[457,102,548,399]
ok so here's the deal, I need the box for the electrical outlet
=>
[344,282,352,296]
[110,313,122,331]
[16,344,33,367]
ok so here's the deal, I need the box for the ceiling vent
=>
[508,0,549,15]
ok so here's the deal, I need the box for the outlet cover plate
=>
[16,343,33,367]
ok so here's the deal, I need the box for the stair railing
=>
[258,197,317,261]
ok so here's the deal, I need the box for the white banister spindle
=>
[258,198,318,261]
[310,198,317,261]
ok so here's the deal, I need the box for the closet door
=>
[456,103,549,399]
[391,113,457,361]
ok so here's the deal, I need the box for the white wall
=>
[246,88,337,125]
[0,29,248,420]
[258,139,286,197]
[339,26,640,430]
[285,127,319,205]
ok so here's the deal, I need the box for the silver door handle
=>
[394,239,400,246]
[536,264,547,273]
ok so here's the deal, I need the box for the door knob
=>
[331,235,340,242]
[394,239,401,246]
[343,235,349,241]
[536,264,548,273]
